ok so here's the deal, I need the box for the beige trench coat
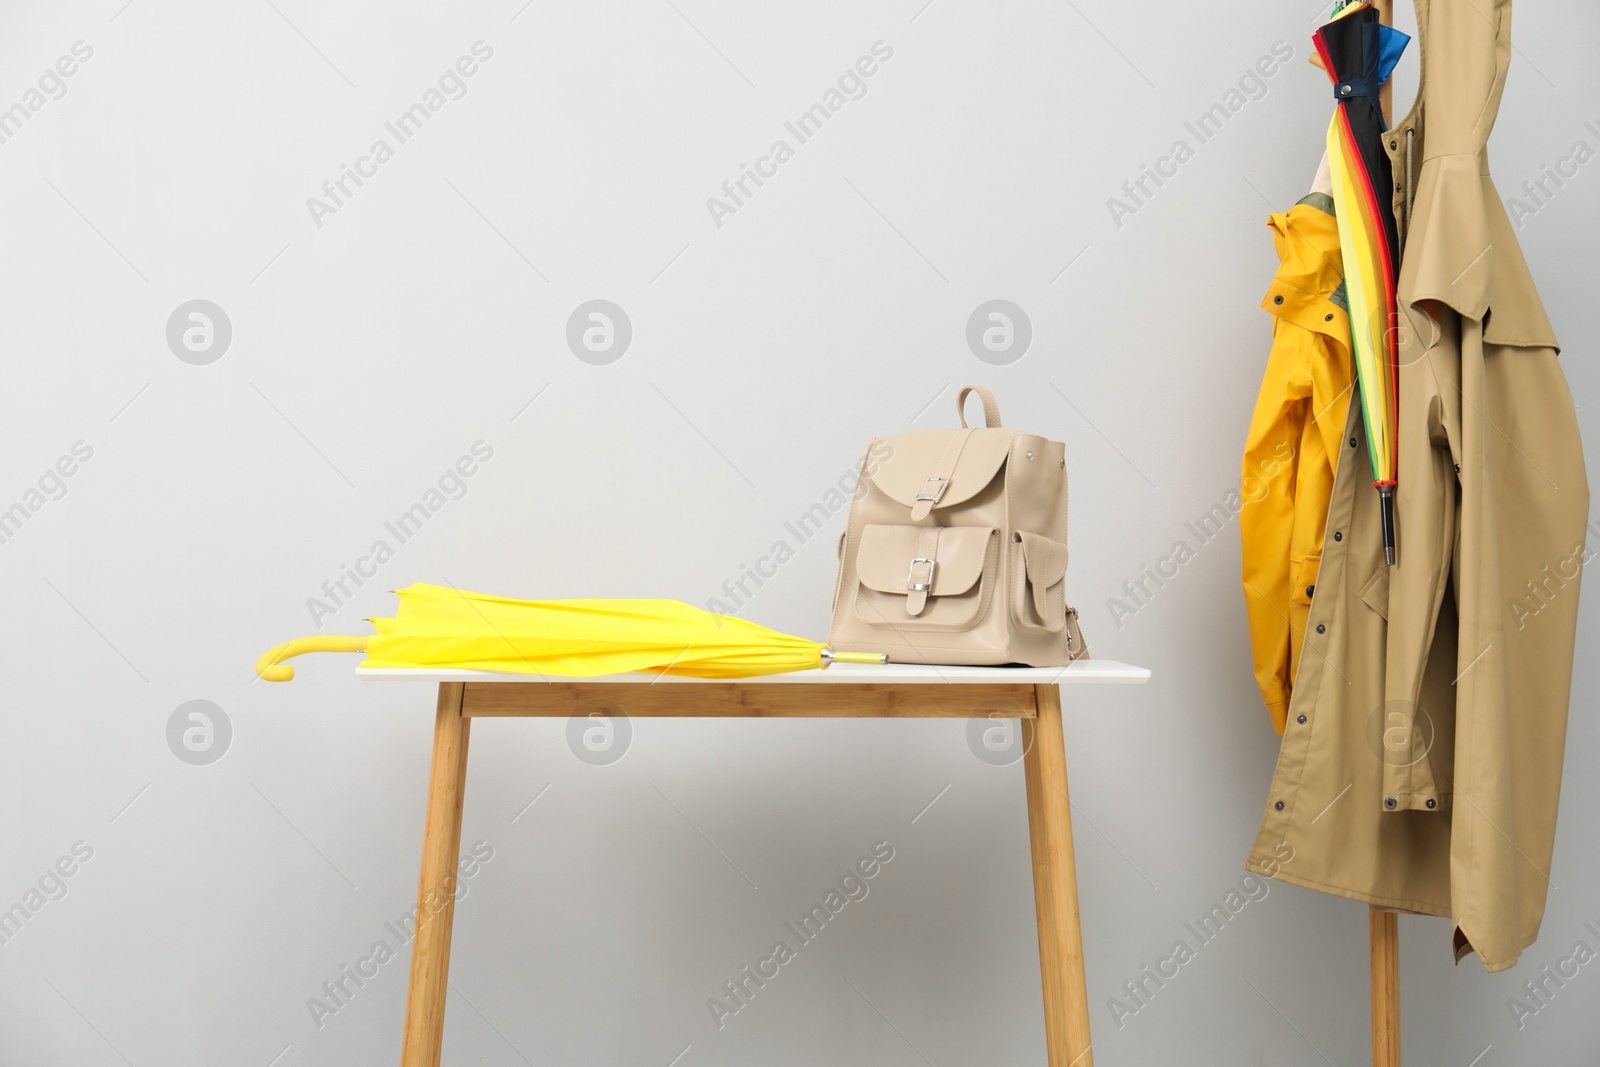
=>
[1246,0,1589,972]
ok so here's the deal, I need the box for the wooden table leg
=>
[1024,683,1093,1067]
[1370,908,1401,1067]
[400,683,471,1067]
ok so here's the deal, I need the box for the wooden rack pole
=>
[1369,2,1401,1065]
[1370,909,1402,1066]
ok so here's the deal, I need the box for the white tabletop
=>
[356,660,1150,685]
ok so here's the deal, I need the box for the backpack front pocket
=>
[852,524,999,631]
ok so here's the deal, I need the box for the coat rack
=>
[1300,1,1403,1060]
[1367,3,1402,1065]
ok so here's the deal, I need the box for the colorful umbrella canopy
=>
[1313,2,1409,563]
[256,583,886,681]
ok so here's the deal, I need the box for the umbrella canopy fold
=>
[257,584,885,681]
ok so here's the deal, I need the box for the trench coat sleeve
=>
[1379,318,1459,810]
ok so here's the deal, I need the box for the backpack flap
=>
[864,428,1013,521]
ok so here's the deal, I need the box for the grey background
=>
[1,1,1596,1064]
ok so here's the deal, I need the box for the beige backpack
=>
[829,385,1088,666]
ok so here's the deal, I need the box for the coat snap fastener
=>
[1274,800,1285,810]
[1333,531,1342,542]
[1316,624,1326,634]
[1305,585,1315,598]
[1426,799,1436,809]
[1297,714,1307,725]
[1454,463,1461,473]
[1389,140,1398,149]
[1026,451,1035,460]
[1325,313,1334,321]
[1350,437,1358,448]
[1274,295,1285,305]
[1385,797,1398,809]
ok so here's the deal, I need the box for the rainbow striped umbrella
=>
[1314,3,1409,563]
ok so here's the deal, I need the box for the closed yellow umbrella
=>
[257,583,885,681]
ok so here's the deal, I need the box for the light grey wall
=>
[1,1,1596,1064]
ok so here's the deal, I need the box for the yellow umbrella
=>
[256,583,886,681]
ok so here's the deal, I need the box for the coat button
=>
[1274,295,1285,305]
[1316,624,1326,634]
[1385,797,1398,809]
[1305,585,1315,598]
[1454,463,1461,473]
[1297,714,1307,725]
[1350,437,1358,448]
[1389,140,1398,149]
[1275,800,1285,810]
[1426,799,1436,809]
[1333,531,1342,541]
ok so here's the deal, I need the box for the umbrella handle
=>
[256,635,369,681]
[822,649,889,666]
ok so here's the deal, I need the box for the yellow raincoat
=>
[1240,193,1352,734]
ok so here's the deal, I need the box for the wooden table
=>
[361,660,1151,1067]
